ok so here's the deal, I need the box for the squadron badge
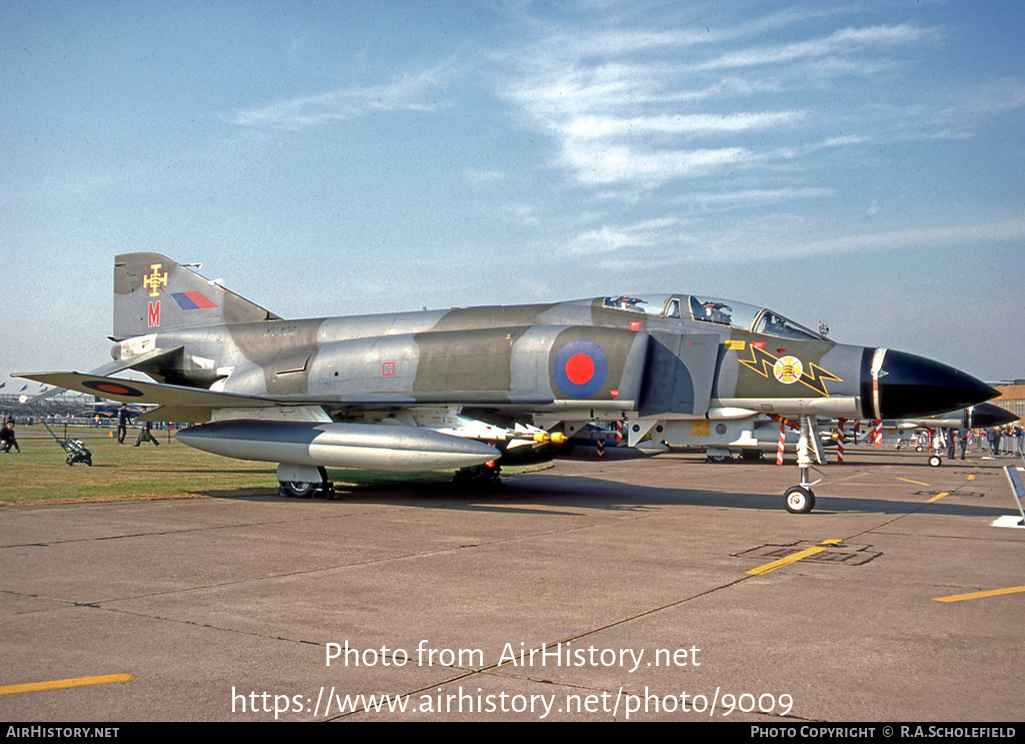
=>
[144,263,168,328]
[773,355,804,385]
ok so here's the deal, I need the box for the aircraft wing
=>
[15,371,556,423]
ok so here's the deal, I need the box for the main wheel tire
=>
[784,486,815,514]
[280,481,318,498]
[706,454,730,463]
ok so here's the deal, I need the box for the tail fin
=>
[113,253,280,339]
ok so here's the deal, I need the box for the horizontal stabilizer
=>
[17,353,171,406]
[16,372,278,411]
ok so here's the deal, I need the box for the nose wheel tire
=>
[784,486,815,514]
[928,455,942,467]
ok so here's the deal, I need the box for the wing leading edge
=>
[14,371,557,423]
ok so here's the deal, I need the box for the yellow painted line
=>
[967,474,975,481]
[746,540,841,576]
[927,491,949,503]
[933,586,1025,603]
[897,477,930,487]
[0,673,133,697]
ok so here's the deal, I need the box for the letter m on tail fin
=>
[113,253,280,339]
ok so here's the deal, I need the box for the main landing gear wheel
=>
[928,455,942,467]
[278,466,330,498]
[784,486,815,514]
[453,463,503,487]
[280,481,318,498]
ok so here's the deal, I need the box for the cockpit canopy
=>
[601,294,825,341]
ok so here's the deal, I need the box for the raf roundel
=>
[552,339,609,399]
[82,379,146,398]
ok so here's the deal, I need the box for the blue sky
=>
[3,0,1023,390]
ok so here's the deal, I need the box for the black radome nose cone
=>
[967,402,1019,429]
[870,349,997,419]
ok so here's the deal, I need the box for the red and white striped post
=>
[837,418,846,463]
[776,421,786,465]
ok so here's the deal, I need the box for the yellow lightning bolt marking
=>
[738,345,778,378]
[800,361,843,396]
[736,345,842,396]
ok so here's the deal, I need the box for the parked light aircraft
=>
[18,253,998,513]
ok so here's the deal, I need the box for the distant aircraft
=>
[17,253,997,513]
[869,402,1019,466]
[701,402,1019,465]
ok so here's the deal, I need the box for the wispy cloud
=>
[691,23,939,73]
[560,141,751,186]
[785,216,1025,257]
[228,65,451,129]
[555,213,1025,280]
[564,111,807,140]
[497,17,942,193]
[669,187,835,211]
[565,217,686,254]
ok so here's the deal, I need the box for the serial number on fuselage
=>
[264,326,300,336]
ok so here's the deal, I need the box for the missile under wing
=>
[18,253,997,512]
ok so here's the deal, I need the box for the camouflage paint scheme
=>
[20,253,996,491]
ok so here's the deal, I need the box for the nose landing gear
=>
[783,416,825,514]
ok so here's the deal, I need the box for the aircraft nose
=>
[967,402,1019,429]
[865,348,997,420]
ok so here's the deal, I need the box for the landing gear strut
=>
[784,415,825,514]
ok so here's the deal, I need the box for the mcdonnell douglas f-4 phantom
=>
[18,253,997,513]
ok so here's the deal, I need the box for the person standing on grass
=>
[117,404,132,444]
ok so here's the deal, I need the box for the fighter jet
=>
[17,253,997,513]
[888,402,1018,433]
[864,402,1019,466]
